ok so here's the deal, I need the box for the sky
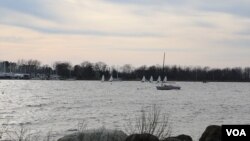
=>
[0,0,250,68]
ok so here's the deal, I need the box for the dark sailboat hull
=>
[156,85,181,90]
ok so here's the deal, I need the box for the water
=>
[0,80,250,140]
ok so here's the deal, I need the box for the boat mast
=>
[163,52,165,72]
[3,61,6,73]
[162,52,165,85]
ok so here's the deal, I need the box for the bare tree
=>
[125,105,171,140]
[1,123,56,141]
[4,124,33,141]
[122,64,133,73]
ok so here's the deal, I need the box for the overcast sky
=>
[0,0,250,68]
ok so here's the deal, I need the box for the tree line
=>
[0,59,250,82]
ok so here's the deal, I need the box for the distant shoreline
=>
[1,60,250,82]
[0,77,250,83]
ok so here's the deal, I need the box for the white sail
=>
[141,76,146,82]
[157,76,161,83]
[163,76,167,83]
[149,76,153,83]
[109,75,113,82]
[101,75,105,82]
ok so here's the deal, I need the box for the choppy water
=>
[0,80,250,140]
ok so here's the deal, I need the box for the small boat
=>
[141,76,146,82]
[157,76,161,83]
[156,84,181,90]
[149,76,153,83]
[101,75,105,82]
[109,75,113,82]
[163,76,167,83]
[156,52,181,90]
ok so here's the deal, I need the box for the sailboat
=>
[157,76,161,83]
[156,52,181,90]
[141,76,146,82]
[101,75,105,82]
[149,76,153,83]
[163,76,167,83]
[109,75,113,82]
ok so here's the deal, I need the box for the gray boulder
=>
[163,134,192,141]
[57,128,127,141]
[162,137,181,141]
[199,125,221,141]
[125,133,159,141]
[175,134,192,141]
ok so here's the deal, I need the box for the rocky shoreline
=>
[58,125,221,141]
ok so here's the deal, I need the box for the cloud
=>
[197,0,250,18]
[0,0,169,37]
[1,0,249,37]
[105,0,250,18]
[0,0,58,20]
[0,36,24,43]
[104,0,189,6]
[0,0,250,67]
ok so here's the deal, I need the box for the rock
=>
[58,133,78,141]
[125,133,159,141]
[163,134,192,141]
[175,134,192,141]
[57,128,127,141]
[199,125,221,141]
[163,137,181,141]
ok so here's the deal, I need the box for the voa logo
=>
[226,129,246,136]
